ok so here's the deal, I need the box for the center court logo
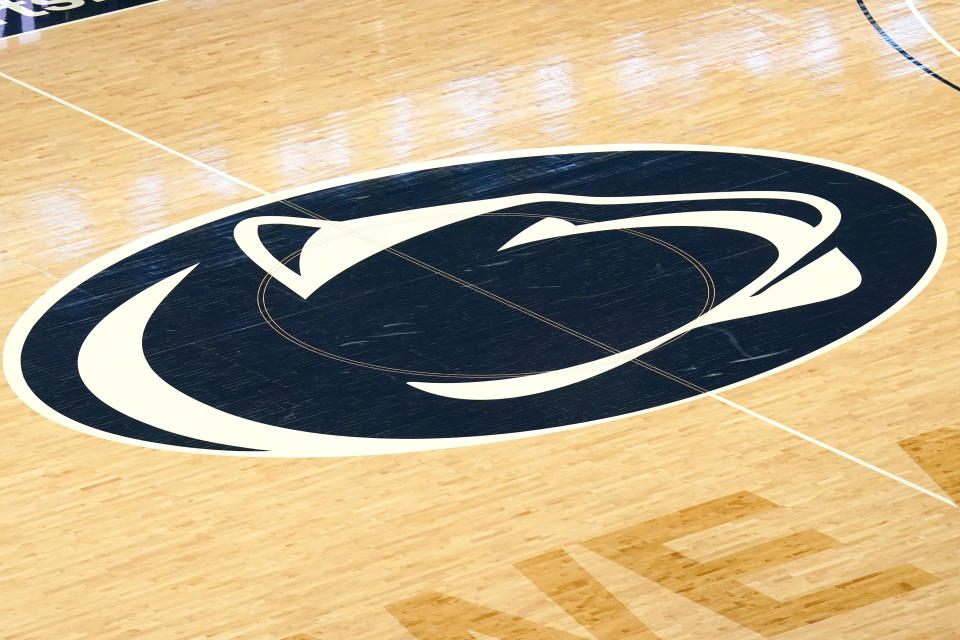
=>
[3,145,946,456]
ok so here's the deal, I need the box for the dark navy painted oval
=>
[3,145,946,456]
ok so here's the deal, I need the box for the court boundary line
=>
[0,68,953,507]
[0,70,268,195]
[906,0,960,60]
[713,395,955,507]
[0,0,170,44]
[857,0,960,93]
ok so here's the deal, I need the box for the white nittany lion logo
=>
[3,146,945,456]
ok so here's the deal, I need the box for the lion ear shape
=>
[230,197,545,300]
[499,217,578,250]
[233,216,327,299]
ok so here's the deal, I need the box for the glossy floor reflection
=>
[1,0,959,638]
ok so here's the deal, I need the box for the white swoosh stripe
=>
[76,265,616,454]
[410,199,858,400]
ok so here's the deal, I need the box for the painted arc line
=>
[857,0,960,93]
[0,69,948,503]
[906,0,960,59]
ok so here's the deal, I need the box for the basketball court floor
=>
[2,1,960,638]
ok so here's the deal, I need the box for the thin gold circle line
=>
[478,212,719,356]
[255,253,527,378]
[259,258,705,392]
[259,206,715,389]
[265,202,714,383]
[475,211,717,317]
[262,224,708,372]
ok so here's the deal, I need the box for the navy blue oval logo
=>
[3,146,946,456]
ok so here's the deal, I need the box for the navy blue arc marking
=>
[857,0,960,93]
[3,146,945,457]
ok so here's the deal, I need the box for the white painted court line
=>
[713,394,957,507]
[0,70,268,196]
[0,68,953,507]
[0,0,171,44]
[906,0,960,60]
